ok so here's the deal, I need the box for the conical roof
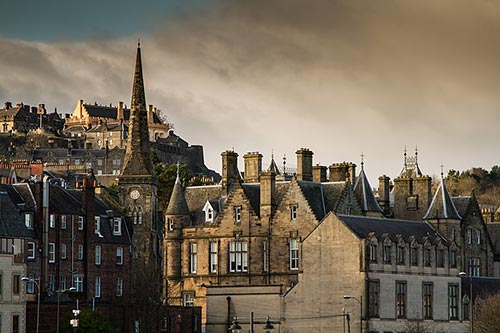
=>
[166,171,189,215]
[423,177,461,220]
[353,164,383,214]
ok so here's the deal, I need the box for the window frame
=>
[95,276,101,298]
[209,242,218,273]
[368,280,380,318]
[116,247,124,265]
[234,206,241,224]
[229,240,248,272]
[290,204,298,221]
[423,282,433,320]
[289,239,299,270]
[448,283,459,320]
[189,243,197,274]
[49,243,56,263]
[395,281,407,319]
[27,242,35,259]
[95,245,102,265]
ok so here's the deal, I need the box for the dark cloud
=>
[0,0,499,183]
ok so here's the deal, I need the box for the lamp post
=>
[459,271,473,333]
[344,295,362,333]
[227,315,276,333]
[228,316,242,333]
[21,276,40,333]
[57,287,76,333]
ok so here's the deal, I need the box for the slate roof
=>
[0,192,31,238]
[486,223,500,258]
[83,104,162,124]
[185,185,225,225]
[87,122,127,133]
[339,215,443,242]
[423,178,461,220]
[49,185,83,215]
[461,276,500,299]
[452,196,472,217]
[353,166,383,214]
[241,184,260,214]
[297,180,326,221]
[33,149,107,160]
[322,182,347,213]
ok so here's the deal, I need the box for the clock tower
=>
[118,42,160,265]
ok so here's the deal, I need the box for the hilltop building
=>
[0,102,64,135]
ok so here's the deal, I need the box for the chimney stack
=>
[312,164,327,182]
[117,101,124,121]
[329,162,356,182]
[221,150,239,193]
[378,175,390,215]
[4,101,12,109]
[296,148,313,181]
[260,169,276,219]
[243,152,262,183]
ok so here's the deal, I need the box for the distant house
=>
[0,101,63,134]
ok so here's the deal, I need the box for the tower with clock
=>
[118,42,160,265]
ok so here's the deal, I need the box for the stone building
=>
[0,102,64,135]
[163,148,369,330]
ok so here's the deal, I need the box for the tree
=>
[473,291,500,333]
[399,318,448,333]
[59,309,115,333]
[153,162,190,211]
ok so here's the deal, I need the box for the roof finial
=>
[138,38,141,48]
[440,164,444,179]
[175,161,181,184]
[360,152,365,169]
[403,146,407,168]
[415,145,419,165]
[271,149,274,161]
[283,153,287,175]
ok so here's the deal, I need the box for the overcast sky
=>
[1,0,499,186]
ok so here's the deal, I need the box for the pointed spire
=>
[121,43,152,176]
[423,172,461,220]
[166,162,189,216]
[267,153,280,174]
[353,157,383,214]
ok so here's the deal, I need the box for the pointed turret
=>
[424,174,461,220]
[353,157,383,216]
[166,163,189,216]
[122,42,152,176]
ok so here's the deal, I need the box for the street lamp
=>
[228,316,242,333]
[22,276,40,333]
[459,271,473,333]
[344,295,362,333]
[57,287,76,333]
[262,315,275,333]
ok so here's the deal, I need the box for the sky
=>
[1,0,499,187]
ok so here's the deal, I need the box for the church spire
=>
[122,42,152,175]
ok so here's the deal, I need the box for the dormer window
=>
[113,218,122,236]
[202,201,216,223]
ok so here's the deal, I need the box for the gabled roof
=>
[0,192,31,238]
[339,215,443,243]
[423,177,461,220]
[353,166,383,214]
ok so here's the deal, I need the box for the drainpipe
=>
[42,175,50,291]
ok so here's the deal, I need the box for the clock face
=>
[130,190,140,200]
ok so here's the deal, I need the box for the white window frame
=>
[290,239,299,270]
[24,213,33,229]
[183,292,195,307]
[290,204,298,221]
[466,228,472,244]
[77,244,84,260]
[95,245,101,265]
[49,275,55,292]
[116,247,123,265]
[116,277,123,296]
[209,242,218,273]
[168,218,174,231]
[476,229,481,245]
[94,216,100,234]
[229,241,248,272]
[49,243,56,263]
[49,214,56,228]
[113,218,122,236]
[27,242,35,259]
[190,243,197,274]
[61,276,67,290]
[61,244,67,259]
[77,216,84,230]
[95,276,101,298]
[74,276,83,292]
[234,206,241,224]
[61,215,67,229]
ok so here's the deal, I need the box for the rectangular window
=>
[183,292,195,306]
[234,206,241,223]
[95,245,101,265]
[0,274,2,296]
[116,277,123,296]
[437,249,444,267]
[113,218,122,235]
[383,245,391,264]
[97,159,103,166]
[13,274,20,295]
[161,317,169,332]
[50,214,56,228]
[24,213,33,229]
[61,276,67,290]
[369,244,377,263]
[466,229,472,244]
[49,243,56,263]
[229,241,248,272]
[396,281,407,318]
[61,215,67,229]
[12,314,19,333]
[26,274,35,294]
[263,240,268,272]
[448,284,458,320]
[411,246,418,266]
[95,276,101,298]
[78,245,84,260]
[190,243,197,274]
[451,226,456,240]
[423,282,433,319]
[27,242,35,259]
[49,275,55,292]
[74,276,83,292]
[368,280,380,318]
[450,250,457,268]
[469,257,481,277]
[290,239,299,270]
[424,248,431,267]
[94,216,100,234]
[61,244,67,259]
[290,204,298,221]
[168,218,174,231]
[209,242,218,273]
[117,247,124,265]
[396,246,405,265]
[77,216,84,230]
[477,229,481,245]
